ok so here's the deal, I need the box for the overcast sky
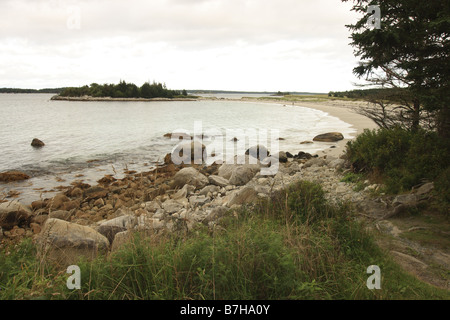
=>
[0,0,363,92]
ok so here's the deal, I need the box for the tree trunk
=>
[437,106,450,140]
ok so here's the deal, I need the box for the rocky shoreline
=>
[0,145,352,264]
[1,143,447,289]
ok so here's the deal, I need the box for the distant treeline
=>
[328,88,406,99]
[0,88,64,94]
[59,81,188,99]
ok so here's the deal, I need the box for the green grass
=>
[1,181,449,300]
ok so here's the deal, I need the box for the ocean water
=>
[0,93,356,203]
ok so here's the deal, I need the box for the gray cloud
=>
[0,0,361,91]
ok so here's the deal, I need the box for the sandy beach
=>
[292,99,378,157]
[233,97,378,158]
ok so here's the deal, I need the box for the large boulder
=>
[172,167,209,189]
[313,132,344,142]
[36,218,109,266]
[218,164,235,180]
[202,206,230,225]
[225,186,259,207]
[228,165,260,186]
[0,201,32,230]
[217,155,261,185]
[0,171,30,182]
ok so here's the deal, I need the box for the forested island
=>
[56,80,189,99]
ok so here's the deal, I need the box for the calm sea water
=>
[0,93,356,203]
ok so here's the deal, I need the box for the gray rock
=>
[199,185,220,196]
[226,186,259,207]
[172,184,196,200]
[203,206,230,224]
[189,195,209,206]
[329,159,345,170]
[392,194,418,207]
[135,215,166,231]
[415,182,434,196]
[144,200,161,212]
[111,230,132,252]
[313,132,344,142]
[113,207,134,218]
[208,175,229,187]
[99,214,136,229]
[162,199,184,214]
[228,165,260,186]
[303,157,327,168]
[152,209,167,220]
[218,164,235,179]
[172,167,209,189]
[36,218,109,266]
[253,185,271,195]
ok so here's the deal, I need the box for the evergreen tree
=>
[343,0,450,137]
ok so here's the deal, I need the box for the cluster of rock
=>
[1,143,438,268]
[4,132,416,268]
[0,146,313,264]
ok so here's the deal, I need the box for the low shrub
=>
[346,127,450,195]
